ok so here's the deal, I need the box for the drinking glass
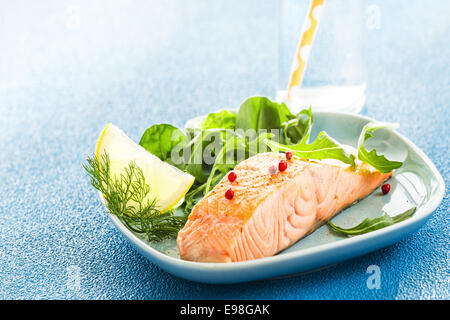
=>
[276,0,366,113]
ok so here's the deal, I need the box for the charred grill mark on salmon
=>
[177,153,392,263]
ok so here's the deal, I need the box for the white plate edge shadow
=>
[100,111,445,283]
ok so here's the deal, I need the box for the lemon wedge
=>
[95,123,195,213]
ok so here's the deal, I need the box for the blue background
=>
[0,0,448,299]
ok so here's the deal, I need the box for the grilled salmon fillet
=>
[177,152,392,262]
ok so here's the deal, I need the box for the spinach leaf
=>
[328,207,416,236]
[235,97,293,132]
[201,109,237,130]
[357,122,403,173]
[139,124,188,168]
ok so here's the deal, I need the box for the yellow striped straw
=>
[287,0,325,99]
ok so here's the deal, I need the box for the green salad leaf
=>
[328,207,416,236]
[357,122,403,173]
[183,131,208,183]
[203,132,275,194]
[139,124,188,169]
[235,96,294,132]
[201,109,237,130]
[183,128,231,183]
[282,107,314,144]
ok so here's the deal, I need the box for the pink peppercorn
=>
[278,160,288,172]
[381,183,391,194]
[225,188,234,200]
[228,171,237,183]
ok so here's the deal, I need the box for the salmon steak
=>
[177,152,392,263]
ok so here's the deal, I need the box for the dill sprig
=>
[83,153,186,242]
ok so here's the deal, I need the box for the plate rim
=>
[101,111,445,279]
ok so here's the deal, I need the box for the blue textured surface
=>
[0,0,448,299]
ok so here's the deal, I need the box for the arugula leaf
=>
[357,122,403,173]
[235,97,294,132]
[139,124,188,168]
[328,207,416,236]
[264,131,356,167]
[201,109,237,130]
[282,107,314,144]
